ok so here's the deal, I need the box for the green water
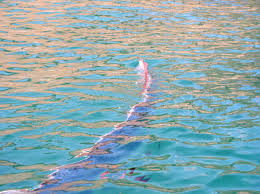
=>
[0,0,259,193]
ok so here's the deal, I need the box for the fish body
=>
[1,59,155,193]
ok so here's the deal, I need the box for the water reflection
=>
[0,0,259,193]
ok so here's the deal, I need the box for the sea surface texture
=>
[0,0,259,193]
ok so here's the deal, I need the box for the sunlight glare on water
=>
[0,0,259,193]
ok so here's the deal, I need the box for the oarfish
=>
[1,59,155,193]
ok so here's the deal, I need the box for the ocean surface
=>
[0,0,259,193]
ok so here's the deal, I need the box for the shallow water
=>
[0,0,259,193]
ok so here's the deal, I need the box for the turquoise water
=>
[0,0,260,193]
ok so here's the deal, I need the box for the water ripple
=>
[0,0,259,193]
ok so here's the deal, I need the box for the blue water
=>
[0,0,260,193]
